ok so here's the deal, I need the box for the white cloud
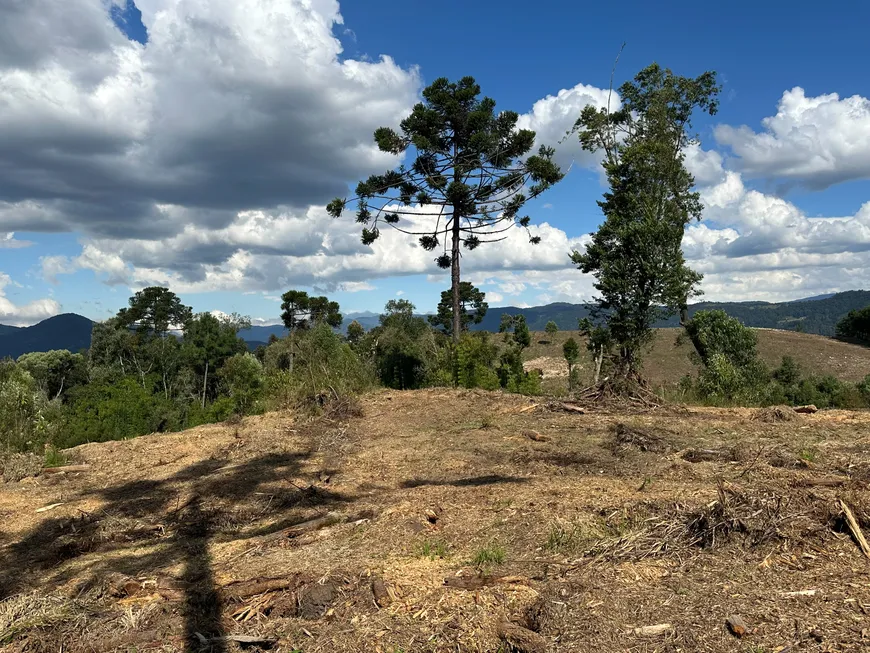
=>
[517,82,613,171]
[0,0,419,238]
[0,272,61,326]
[715,87,870,189]
[0,232,32,249]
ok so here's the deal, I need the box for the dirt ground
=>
[2,390,870,652]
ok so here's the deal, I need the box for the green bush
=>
[265,324,373,412]
[219,353,265,414]
[0,361,59,452]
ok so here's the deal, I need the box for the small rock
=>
[726,615,748,637]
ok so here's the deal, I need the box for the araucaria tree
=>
[571,64,720,382]
[429,282,488,336]
[328,76,563,342]
[280,290,343,372]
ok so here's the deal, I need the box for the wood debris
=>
[839,499,870,559]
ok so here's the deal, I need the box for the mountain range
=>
[1,290,868,359]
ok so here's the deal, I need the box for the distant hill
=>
[2,290,869,357]
[0,314,94,359]
[474,290,870,336]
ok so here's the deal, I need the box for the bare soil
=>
[2,390,870,652]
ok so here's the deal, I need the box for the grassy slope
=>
[521,328,870,393]
[2,391,870,652]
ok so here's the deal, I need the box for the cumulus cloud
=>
[0,0,420,238]
[517,82,613,170]
[0,273,61,326]
[0,232,32,249]
[715,87,870,189]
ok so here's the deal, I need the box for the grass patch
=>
[43,447,68,468]
[799,447,818,463]
[471,542,505,569]
[417,538,449,560]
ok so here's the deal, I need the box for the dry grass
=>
[2,390,870,651]
[0,453,42,483]
[524,327,870,395]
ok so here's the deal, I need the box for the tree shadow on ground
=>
[0,449,355,651]
[399,474,530,489]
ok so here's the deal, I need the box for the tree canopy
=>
[328,76,562,341]
[429,282,488,336]
[571,63,720,380]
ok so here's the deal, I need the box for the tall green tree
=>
[373,300,438,390]
[429,282,488,336]
[280,290,343,372]
[544,321,559,340]
[183,312,249,407]
[570,63,720,381]
[836,306,870,344]
[563,337,580,391]
[499,313,531,348]
[327,76,563,342]
[110,287,193,396]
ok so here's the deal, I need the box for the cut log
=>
[681,449,730,463]
[560,402,586,414]
[794,405,818,414]
[839,499,870,559]
[252,511,344,544]
[782,589,817,597]
[523,430,550,443]
[726,615,748,637]
[42,465,91,474]
[496,620,546,653]
[222,577,299,599]
[632,623,673,636]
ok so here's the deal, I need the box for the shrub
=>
[219,353,265,414]
[0,361,58,453]
[265,324,373,413]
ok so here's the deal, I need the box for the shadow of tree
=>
[0,448,355,651]
[399,474,530,489]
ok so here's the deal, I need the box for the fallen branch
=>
[251,511,345,545]
[194,633,277,646]
[839,499,870,559]
[792,477,846,488]
[632,623,673,637]
[222,577,299,599]
[42,464,91,474]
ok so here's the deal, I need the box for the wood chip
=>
[35,503,64,513]
[632,623,673,636]
[782,589,818,597]
[839,499,870,559]
[726,615,748,637]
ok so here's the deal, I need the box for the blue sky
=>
[1,0,868,325]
